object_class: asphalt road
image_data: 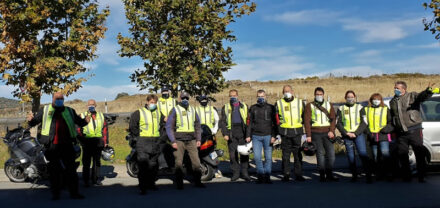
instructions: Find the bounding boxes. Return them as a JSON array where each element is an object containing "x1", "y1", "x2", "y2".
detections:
[{"x1": 1, "y1": 157, "x2": 439, "y2": 208}]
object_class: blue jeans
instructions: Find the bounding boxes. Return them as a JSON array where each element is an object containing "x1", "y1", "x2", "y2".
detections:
[
  {"x1": 372, "y1": 141, "x2": 390, "y2": 162},
  {"x1": 344, "y1": 134, "x2": 368, "y2": 165},
  {"x1": 252, "y1": 135, "x2": 272, "y2": 175}
]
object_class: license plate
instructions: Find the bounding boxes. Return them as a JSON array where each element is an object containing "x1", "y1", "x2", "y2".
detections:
[{"x1": 210, "y1": 151, "x2": 218, "y2": 160}]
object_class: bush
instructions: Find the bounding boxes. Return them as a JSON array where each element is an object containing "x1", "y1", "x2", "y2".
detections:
[{"x1": 115, "y1": 92, "x2": 129, "y2": 100}]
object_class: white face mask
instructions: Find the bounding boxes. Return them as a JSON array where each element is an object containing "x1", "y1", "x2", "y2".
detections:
[
  {"x1": 372, "y1": 100, "x2": 381, "y2": 106},
  {"x1": 346, "y1": 98, "x2": 355, "y2": 104},
  {"x1": 284, "y1": 92, "x2": 292, "y2": 99},
  {"x1": 315, "y1": 95, "x2": 324, "y2": 102}
]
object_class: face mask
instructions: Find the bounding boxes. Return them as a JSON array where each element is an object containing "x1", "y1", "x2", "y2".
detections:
[
  {"x1": 230, "y1": 97, "x2": 238, "y2": 104},
  {"x1": 88, "y1": 106, "x2": 96, "y2": 112},
  {"x1": 181, "y1": 99, "x2": 189, "y2": 107},
  {"x1": 394, "y1": 89, "x2": 401, "y2": 97},
  {"x1": 200, "y1": 100, "x2": 208, "y2": 106},
  {"x1": 372, "y1": 99, "x2": 381, "y2": 106},
  {"x1": 54, "y1": 99, "x2": 64, "y2": 107},
  {"x1": 284, "y1": 92, "x2": 292, "y2": 99},
  {"x1": 257, "y1": 97, "x2": 265, "y2": 104},
  {"x1": 162, "y1": 93, "x2": 170, "y2": 99},
  {"x1": 315, "y1": 95, "x2": 324, "y2": 103},
  {"x1": 148, "y1": 104, "x2": 157, "y2": 111},
  {"x1": 346, "y1": 98, "x2": 355, "y2": 104}
]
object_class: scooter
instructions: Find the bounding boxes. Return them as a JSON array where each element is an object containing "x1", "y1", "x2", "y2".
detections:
[{"x1": 126, "y1": 125, "x2": 224, "y2": 181}]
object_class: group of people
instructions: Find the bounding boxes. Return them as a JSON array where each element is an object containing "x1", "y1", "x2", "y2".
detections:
[{"x1": 25, "y1": 81, "x2": 439, "y2": 200}]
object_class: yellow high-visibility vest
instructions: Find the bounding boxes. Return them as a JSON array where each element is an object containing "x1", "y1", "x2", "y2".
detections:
[
  {"x1": 158, "y1": 97, "x2": 176, "y2": 117},
  {"x1": 175, "y1": 105, "x2": 196, "y2": 133},
  {"x1": 80, "y1": 112, "x2": 104, "y2": 138},
  {"x1": 311, "y1": 102, "x2": 331, "y2": 127},
  {"x1": 41, "y1": 105, "x2": 77, "y2": 138},
  {"x1": 366, "y1": 106, "x2": 388, "y2": 133},
  {"x1": 224, "y1": 103, "x2": 247, "y2": 130},
  {"x1": 339, "y1": 104, "x2": 361, "y2": 132},
  {"x1": 139, "y1": 107, "x2": 161, "y2": 137},
  {"x1": 196, "y1": 105, "x2": 215, "y2": 129},
  {"x1": 277, "y1": 98, "x2": 303, "y2": 128}
]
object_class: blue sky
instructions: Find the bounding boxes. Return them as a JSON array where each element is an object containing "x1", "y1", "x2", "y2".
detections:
[{"x1": 1, "y1": 0, "x2": 439, "y2": 102}]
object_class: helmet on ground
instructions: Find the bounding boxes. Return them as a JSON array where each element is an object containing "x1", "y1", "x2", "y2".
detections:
[
  {"x1": 237, "y1": 142, "x2": 253, "y2": 156},
  {"x1": 302, "y1": 142, "x2": 316, "y2": 156},
  {"x1": 102, "y1": 146, "x2": 115, "y2": 161}
]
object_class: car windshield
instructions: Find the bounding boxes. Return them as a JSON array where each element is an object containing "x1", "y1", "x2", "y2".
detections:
[{"x1": 421, "y1": 96, "x2": 440, "y2": 121}]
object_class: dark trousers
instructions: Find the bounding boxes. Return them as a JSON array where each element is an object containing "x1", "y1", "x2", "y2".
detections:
[
  {"x1": 45, "y1": 144, "x2": 80, "y2": 197},
  {"x1": 397, "y1": 129, "x2": 426, "y2": 179},
  {"x1": 136, "y1": 137, "x2": 160, "y2": 191},
  {"x1": 81, "y1": 138, "x2": 103, "y2": 184},
  {"x1": 228, "y1": 125, "x2": 249, "y2": 176},
  {"x1": 281, "y1": 134, "x2": 303, "y2": 177},
  {"x1": 312, "y1": 132, "x2": 335, "y2": 172},
  {"x1": 173, "y1": 140, "x2": 202, "y2": 185}
]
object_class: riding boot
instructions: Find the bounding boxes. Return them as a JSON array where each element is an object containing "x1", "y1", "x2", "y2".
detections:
[
  {"x1": 175, "y1": 169, "x2": 184, "y2": 190},
  {"x1": 349, "y1": 165, "x2": 357, "y2": 182}
]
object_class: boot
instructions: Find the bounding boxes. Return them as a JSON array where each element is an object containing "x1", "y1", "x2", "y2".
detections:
[
  {"x1": 241, "y1": 162, "x2": 251, "y2": 181},
  {"x1": 264, "y1": 174, "x2": 272, "y2": 184},
  {"x1": 319, "y1": 170, "x2": 326, "y2": 182},
  {"x1": 231, "y1": 171, "x2": 240, "y2": 182},
  {"x1": 366, "y1": 173, "x2": 373, "y2": 184},
  {"x1": 193, "y1": 171, "x2": 206, "y2": 188},
  {"x1": 325, "y1": 170, "x2": 339, "y2": 182},
  {"x1": 175, "y1": 170, "x2": 184, "y2": 190},
  {"x1": 92, "y1": 166, "x2": 102, "y2": 185},
  {"x1": 83, "y1": 167, "x2": 90, "y2": 187},
  {"x1": 350, "y1": 165, "x2": 358, "y2": 182},
  {"x1": 256, "y1": 174, "x2": 264, "y2": 184},
  {"x1": 295, "y1": 175, "x2": 306, "y2": 182},
  {"x1": 282, "y1": 174, "x2": 290, "y2": 182}
]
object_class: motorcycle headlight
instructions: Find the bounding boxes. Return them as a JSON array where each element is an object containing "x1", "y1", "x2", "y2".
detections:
[{"x1": 19, "y1": 158, "x2": 28, "y2": 164}]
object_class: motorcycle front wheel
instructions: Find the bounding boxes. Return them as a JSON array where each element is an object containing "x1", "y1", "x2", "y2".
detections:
[
  {"x1": 126, "y1": 160, "x2": 139, "y2": 178},
  {"x1": 4, "y1": 161, "x2": 26, "y2": 183}
]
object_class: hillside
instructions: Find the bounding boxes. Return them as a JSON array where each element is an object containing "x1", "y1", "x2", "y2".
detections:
[{"x1": 1, "y1": 73, "x2": 439, "y2": 117}]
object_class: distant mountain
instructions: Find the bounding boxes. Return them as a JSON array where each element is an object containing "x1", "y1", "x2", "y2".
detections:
[{"x1": 0, "y1": 97, "x2": 21, "y2": 109}]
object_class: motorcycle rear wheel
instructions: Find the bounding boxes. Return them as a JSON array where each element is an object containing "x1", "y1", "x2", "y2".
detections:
[
  {"x1": 126, "y1": 160, "x2": 139, "y2": 178},
  {"x1": 200, "y1": 162, "x2": 214, "y2": 181}
]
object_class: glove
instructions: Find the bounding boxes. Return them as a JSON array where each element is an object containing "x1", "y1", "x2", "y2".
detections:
[{"x1": 432, "y1": 87, "x2": 440, "y2": 94}]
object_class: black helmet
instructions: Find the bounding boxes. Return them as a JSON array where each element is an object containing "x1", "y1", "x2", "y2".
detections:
[
  {"x1": 302, "y1": 142, "x2": 316, "y2": 156},
  {"x1": 102, "y1": 146, "x2": 115, "y2": 161}
]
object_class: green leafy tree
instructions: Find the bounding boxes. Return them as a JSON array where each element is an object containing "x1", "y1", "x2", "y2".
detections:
[
  {"x1": 118, "y1": 0, "x2": 256, "y2": 97},
  {"x1": 0, "y1": 0, "x2": 110, "y2": 112},
  {"x1": 423, "y1": 0, "x2": 440, "y2": 40}
]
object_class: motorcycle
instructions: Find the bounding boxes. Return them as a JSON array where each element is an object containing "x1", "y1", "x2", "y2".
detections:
[
  {"x1": 126, "y1": 125, "x2": 224, "y2": 181},
  {"x1": 2, "y1": 126, "x2": 81, "y2": 183}
]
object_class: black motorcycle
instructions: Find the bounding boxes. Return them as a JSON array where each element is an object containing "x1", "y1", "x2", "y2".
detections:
[
  {"x1": 126, "y1": 125, "x2": 224, "y2": 181},
  {"x1": 2, "y1": 127, "x2": 81, "y2": 183}
]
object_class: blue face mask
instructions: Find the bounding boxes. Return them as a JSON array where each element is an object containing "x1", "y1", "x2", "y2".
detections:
[
  {"x1": 181, "y1": 99, "x2": 189, "y2": 107},
  {"x1": 149, "y1": 104, "x2": 157, "y2": 111},
  {"x1": 54, "y1": 99, "x2": 64, "y2": 107},
  {"x1": 394, "y1": 89, "x2": 401, "y2": 97},
  {"x1": 88, "y1": 106, "x2": 96, "y2": 112},
  {"x1": 230, "y1": 97, "x2": 238, "y2": 104},
  {"x1": 257, "y1": 97, "x2": 265, "y2": 104}
]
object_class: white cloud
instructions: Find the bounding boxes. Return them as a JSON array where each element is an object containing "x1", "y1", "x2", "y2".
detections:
[
  {"x1": 352, "y1": 49, "x2": 383, "y2": 64},
  {"x1": 397, "y1": 42, "x2": 440, "y2": 49},
  {"x1": 264, "y1": 9, "x2": 342, "y2": 26},
  {"x1": 65, "y1": 84, "x2": 141, "y2": 102},
  {"x1": 0, "y1": 84, "x2": 16, "y2": 99},
  {"x1": 114, "y1": 63, "x2": 145, "y2": 73},
  {"x1": 333, "y1": 47, "x2": 355, "y2": 54},
  {"x1": 341, "y1": 18, "x2": 421, "y2": 43},
  {"x1": 381, "y1": 54, "x2": 440, "y2": 74}
]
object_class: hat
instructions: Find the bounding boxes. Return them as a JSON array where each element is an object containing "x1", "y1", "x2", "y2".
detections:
[
  {"x1": 161, "y1": 86, "x2": 171, "y2": 92},
  {"x1": 180, "y1": 91, "x2": 190, "y2": 99}
]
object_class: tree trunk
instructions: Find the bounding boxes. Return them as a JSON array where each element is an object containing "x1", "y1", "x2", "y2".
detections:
[{"x1": 31, "y1": 95, "x2": 41, "y2": 113}]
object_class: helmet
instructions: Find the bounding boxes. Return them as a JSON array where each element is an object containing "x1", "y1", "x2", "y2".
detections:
[
  {"x1": 237, "y1": 142, "x2": 253, "y2": 156},
  {"x1": 302, "y1": 142, "x2": 316, "y2": 156},
  {"x1": 73, "y1": 145, "x2": 81, "y2": 159},
  {"x1": 102, "y1": 146, "x2": 115, "y2": 161}
]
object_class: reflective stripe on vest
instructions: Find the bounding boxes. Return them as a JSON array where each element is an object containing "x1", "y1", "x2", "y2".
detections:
[
  {"x1": 277, "y1": 98, "x2": 303, "y2": 128},
  {"x1": 175, "y1": 105, "x2": 196, "y2": 133},
  {"x1": 224, "y1": 103, "x2": 247, "y2": 130},
  {"x1": 311, "y1": 102, "x2": 331, "y2": 127},
  {"x1": 339, "y1": 104, "x2": 361, "y2": 132},
  {"x1": 81, "y1": 112, "x2": 104, "y2": 138},
  {"x1": 196, "y1": 105, "x2": 215, "y2": 129},
  {"x1": 158, "y1": 97, "x2": 176, "y2": 117},
  {"x1": 139, "y1": 107, "x2": 161, "y2": 137},
  {"x1": 41, "y1": 105, "x2": 77, "y2": 138},
  {"x1": 366, "y1": 106, "x2": 387, "y2": 133}
]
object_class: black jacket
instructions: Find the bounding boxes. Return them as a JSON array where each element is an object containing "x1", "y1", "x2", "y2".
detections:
[
  {"x1": 28, "y1": 106, "x2": 88, "y2": 146},
  {"x1": 336, "y1": 103, "x2": 367, "y2": 138},
  {"x1": 246, "y1": 103, "x2": 277, "y2": 138}
]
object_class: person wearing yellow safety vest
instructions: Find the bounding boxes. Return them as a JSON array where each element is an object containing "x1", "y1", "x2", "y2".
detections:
[
  {"x1": 165, "y1": 91, "x2": 204, "y2": 189},
  {"x1": 336, "y1": 90, "x2": 372, "y2": 183},
  {"x1": 390, "y1": 81, "x2": 439, "y2": 183},
  {"x1": 220, "y1": 89, "x2": 251, "y2": 182},
  {"x1": 304, "y1": 87, "x2": 338, "y2": 182},
  {"x1": 77, "y1": 99, "x2": 109, "y2": 187},
  {"x1": 362, "y1": 93, "x2": 393, "y2": 182},
  {"x1": 196, "y1": 95, "x2": 219, "y2": 135},
  {"x1": 27, "y1": 92, "x2": 90, "y2": 200},
  {"x1": 275, "y1": 85, "x2": 306, "y2": 182},
  {"x1": 158, "y1": 86, "x2": 178, "y2": 120},
  {"x1": 129, "y1": 94, "x2": 165, "y2": 195}
]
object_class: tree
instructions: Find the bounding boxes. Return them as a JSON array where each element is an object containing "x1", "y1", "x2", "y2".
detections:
[
  {"x1": 423, "y1": 0, "x2": 440, "y2": 40},
  {"x1": 115, "y1": 92, "x2": 129, "y2": 100},
  {"x1": 117, "y1": 0, "x2": 256, "y2": 97},
  {"x1": 0, "y1": 0, "x2": 109, "y2": 112}
]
